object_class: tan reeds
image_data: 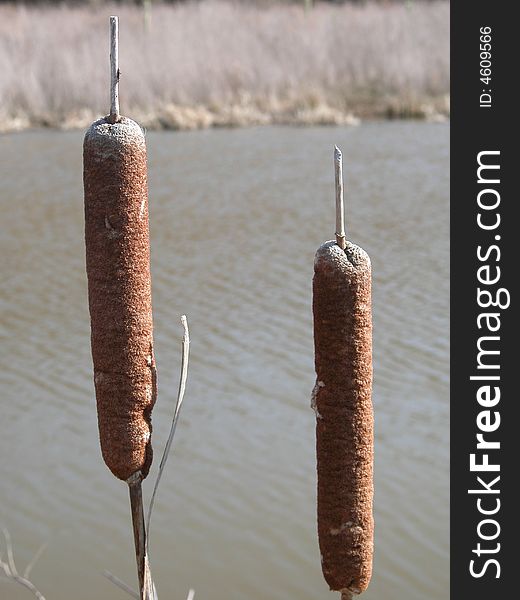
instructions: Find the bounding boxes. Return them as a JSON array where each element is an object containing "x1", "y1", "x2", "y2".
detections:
[
  {"x1": 312, "y1": 148, "x2": 374, "y2": 596},
  {"x1": 0, "y1": 1, "x2": 449, "y2": 133}
]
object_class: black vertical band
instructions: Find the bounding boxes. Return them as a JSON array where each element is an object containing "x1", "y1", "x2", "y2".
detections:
[{"x1": 451, "y1": 2, "x2": 517, "y2": 597}]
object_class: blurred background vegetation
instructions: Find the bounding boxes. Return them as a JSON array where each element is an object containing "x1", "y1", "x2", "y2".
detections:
[
  {"x1": 0, "y1": 1, "x2": 444, "y2": 4},
  {"x1": 0, "y1": 0, "x2": 449, "y2": 132}
]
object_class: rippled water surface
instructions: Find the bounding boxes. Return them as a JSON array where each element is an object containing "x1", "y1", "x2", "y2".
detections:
[{"x1": 0, "y1": 122, "x2": 448, "y2": 600}]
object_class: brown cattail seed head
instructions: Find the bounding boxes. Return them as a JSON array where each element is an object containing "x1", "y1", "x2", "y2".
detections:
[
  {"x1": 84, "y1": 116, "x2": 156, "y2": 482},
  {"x1": 313, "y1": 240, "x2": 373, "y2": 594}
]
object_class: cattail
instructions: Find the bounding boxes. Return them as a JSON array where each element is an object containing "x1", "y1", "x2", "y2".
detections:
[
  {"x1": 312, "y1": 147, "x2": 373, "y2": 597},
  {"x1": 84, "y1": 18, "x2": 155, "y2": 598},
  {"x1": 84, "y1": 17, "x2": 155, "y2": 484},
  {"x1": 84, "y1": 114, "x2": 155, "y2": 482}
]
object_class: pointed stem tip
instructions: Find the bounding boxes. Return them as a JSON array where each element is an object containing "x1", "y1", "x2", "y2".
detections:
[
  {"x1": 334, "y1": 145, "x2": 346, "y2": 250},
  {"x1": 109, "y1": 16, "x2": 120, "y2": 124}
]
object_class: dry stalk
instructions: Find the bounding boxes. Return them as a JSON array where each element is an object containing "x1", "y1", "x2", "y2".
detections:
[
  {"x1": 109, "y1": 15, "x2": 120, "y2": 123},
  {"x1": 146, "y1": 315, "x2": 190, "y2": 542},
  {"x1": 0, "y1": 528, "x2": 46, "y2": 600},
  {"x1": 104, "y1": 316, "x2": 190, "y2": 600},
  {"x1": 334, "y1": 145, "x2": 346, "y2": 250}
]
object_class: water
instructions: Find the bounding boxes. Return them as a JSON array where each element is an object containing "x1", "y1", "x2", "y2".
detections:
[{"x1": 0, "y1": 121, "x2": 449, "y2": 600}]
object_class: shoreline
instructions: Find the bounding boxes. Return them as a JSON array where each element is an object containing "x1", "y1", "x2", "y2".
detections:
[{"x1": 1, "y1": 95, "x2": 449, "y2": 134}]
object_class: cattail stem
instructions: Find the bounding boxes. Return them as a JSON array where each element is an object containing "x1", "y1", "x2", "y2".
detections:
[
  {"x1": 128, "y1": 473, "x2": 146, "y2": 598},
  {"x1": 128, "y1": 473, "x2": 155, "y2": 599},
  {"x1": 334, "y1": 145, "x2": 346, "y2": 250},
  {"x1": 109, "y1": 16, "x2": 120, "y2": 123}
]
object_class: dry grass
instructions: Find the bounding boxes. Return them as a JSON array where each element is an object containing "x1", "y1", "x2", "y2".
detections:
[{"x1": 0, "y1": 1, "x2": 449, "y2": 132}]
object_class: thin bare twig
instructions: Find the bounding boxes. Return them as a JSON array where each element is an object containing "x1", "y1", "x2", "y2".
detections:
[
  {"x1": 0, "y1": 528, "x2": 46, "y2": 600},
  {"x1": 106, "y1": 316, "x2": 189, "y2": 600},
  {"x1": 23, "y1": 542, "x2": 48, "y2": 580},
  {"x1": 2, "y1": 527, "x2": 17, "y2": 575},
  {"x1": 146, "y1": 315, "x2": 190, "y2": 544},
  {"x1": 103, "y1": 570, "x2": 140, "y2": 599},
  {"x1": 103, "y1": 568, "x2": 157, "y2": 600}
]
